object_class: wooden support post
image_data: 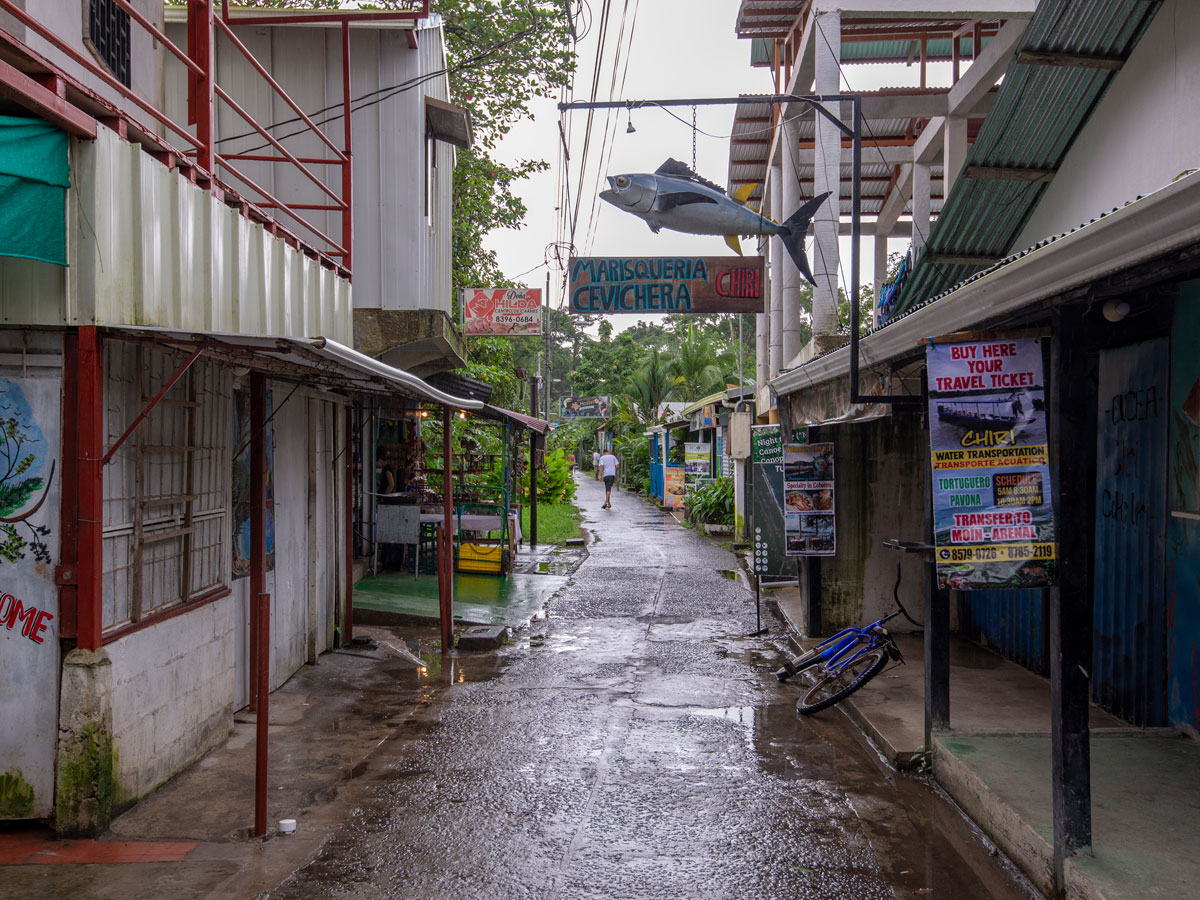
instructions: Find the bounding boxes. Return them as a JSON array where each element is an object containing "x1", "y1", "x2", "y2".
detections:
[
  {"x1": 922, "y1": 392, "x2": 950, "y2": 744},
  {"x1": 440, "y1": 405, "x2": 453, "y2": 653},
  {"x1": 804, "y1": 558, "x2": 822, "y2": 636},
  {"x1": 1049, "y1": 307, "x2": 1095, "y2": 889},
  {"x1": 530, "y1": 374, "x2": 539, "y2": 549}
]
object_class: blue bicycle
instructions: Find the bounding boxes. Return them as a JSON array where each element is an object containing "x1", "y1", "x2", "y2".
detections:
[
  {"x1": 774, "y1": 611, "x2": 905, "y2": 714},
  {"x1": 774, "y1": 540, "x2": 923, "y2": 715}
]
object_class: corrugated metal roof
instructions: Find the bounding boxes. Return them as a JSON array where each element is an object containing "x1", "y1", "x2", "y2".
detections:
[{"x1": 894, "y1": 0, "x2": 1164, "y2": 316}]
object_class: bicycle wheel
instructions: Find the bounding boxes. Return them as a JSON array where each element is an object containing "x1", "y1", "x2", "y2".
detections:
[{"x1": 797, "y1": 645, "x2": 889, "y2": 715}]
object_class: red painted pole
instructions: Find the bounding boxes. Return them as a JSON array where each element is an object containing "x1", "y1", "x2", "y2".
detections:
[
  {"x1": 440, "y1": 405, "x2": 453, "y2": 653},
  {"x1": 341, "y1": 20, "x2": 354, "y2": 275},
  {"x1": 344, "y1": 405, "x2": 354, "y2": 645},
  {"x1": 250, "y1": 372, "x2": 269, "y2": 835},
  {"x1": 76, "y1": 327, "x2": 104, "y2": 651},
  {"x1": 188, "y1": 0, "x2": 215, "y2": 179},
  {"x1": 249, "y1": 374, "x2": 266, "y2": 706},
  {"x1": 254, "y1": 591, "x2": 270, "y2": 837}
]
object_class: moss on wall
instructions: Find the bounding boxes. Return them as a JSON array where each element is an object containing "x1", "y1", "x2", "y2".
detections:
[
  {"x1": 55, "y1": 721, "x2": 117, "y2": 836},
  {"x1": 0, "y1": 769, "x2": 35, "y2": 819}
]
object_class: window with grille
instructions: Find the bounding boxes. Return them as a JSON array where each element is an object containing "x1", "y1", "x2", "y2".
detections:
[
  {"x1": 102, "y1": 344, "x2": 231, "y2": 631},
  {"x1": 88, "y1": 0, "x2": 131, "y2": 88}
]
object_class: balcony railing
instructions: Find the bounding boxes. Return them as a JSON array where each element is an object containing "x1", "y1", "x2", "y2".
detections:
[{"x1": 0, "y1": 0, "x2": 430, "y2": 277}]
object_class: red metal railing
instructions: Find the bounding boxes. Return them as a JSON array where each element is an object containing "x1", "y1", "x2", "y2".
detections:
[{"x1": 0, "y1": 0, "x2": 428, "y2": 276}]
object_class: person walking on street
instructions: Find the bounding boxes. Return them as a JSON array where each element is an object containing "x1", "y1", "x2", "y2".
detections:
[
  {"x1": 592, "y1": 449, "x2": 601, "y2": 481},
  {"x1": 599, "y1": 449, "x2": 619, "y2": 509}
]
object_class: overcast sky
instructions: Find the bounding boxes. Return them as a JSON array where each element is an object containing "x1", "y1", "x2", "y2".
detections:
[{"x1": 482, "y1": 0, "x2": 956, "y2": 326}]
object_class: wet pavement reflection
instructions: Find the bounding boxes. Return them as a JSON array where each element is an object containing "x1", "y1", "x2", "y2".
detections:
[{"x1": 267, "y1": 477, "x2": 1036, "y2": 900}]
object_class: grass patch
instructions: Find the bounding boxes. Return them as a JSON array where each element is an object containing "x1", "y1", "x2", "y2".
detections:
[{"x1": 520, "y1": 502, "x2": 582, "y2": 546}]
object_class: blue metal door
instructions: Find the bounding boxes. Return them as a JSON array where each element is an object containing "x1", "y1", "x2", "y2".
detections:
[{"x1": 1093, "y1": 338, "x2": 1169, "y2": 726}]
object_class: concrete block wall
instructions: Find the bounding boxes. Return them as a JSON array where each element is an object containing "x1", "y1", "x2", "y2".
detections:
[
  {"x1": 106, "y1": 595, "x2": 237, "y2": 804},
  {"x1": 820, "y1": 414, "x2": 929, "y2": 633}
]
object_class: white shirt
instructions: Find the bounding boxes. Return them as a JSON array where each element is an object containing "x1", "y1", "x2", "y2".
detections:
[
  {"x1": 592, "y1": 451, "x2": 601, "y2": 465},
  {"x1": 599, "y1": 453, "x2": 618, "y2": 477}
]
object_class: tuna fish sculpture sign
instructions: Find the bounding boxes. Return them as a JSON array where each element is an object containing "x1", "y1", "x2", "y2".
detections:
[
  {"x1": 571, "y1": 159, "x2": 828, "y2": 315},
  {"x1": 600, "y1": 158, "x2": 828, "y2": 282}
]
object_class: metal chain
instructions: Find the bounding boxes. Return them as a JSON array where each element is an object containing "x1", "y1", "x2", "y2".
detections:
[{"x1": 691, "y1": 106, "x2": 697, "y2": 170}]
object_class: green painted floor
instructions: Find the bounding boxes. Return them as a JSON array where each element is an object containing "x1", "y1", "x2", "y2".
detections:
[
  {"x1": 353, "y1": 570, "x2": 568, "y2": 627},
  {"x1": 938, "y1": 731, "x2": 1200, "y2": 899}
]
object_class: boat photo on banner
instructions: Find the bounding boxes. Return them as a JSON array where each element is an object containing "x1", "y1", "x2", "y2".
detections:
[
  {"x1": 783, "y1": 442, "x2": 835, "y2": 556},
  {"x1": 926, "y1": 336, "x2": 1056, "y2": 590}
]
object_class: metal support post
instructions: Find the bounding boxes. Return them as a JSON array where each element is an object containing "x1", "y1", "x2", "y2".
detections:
[
  {"x1": 253, "y1": 591, "x2": 270, "y2": 837},
  {"x1": 249, "y1": 372, "x2": 266, "y2": 710},
  {"x1": 530, "y1": 375, "x2": 539, "y2": 549},
  {"x1": 440, "y1": 405, "x2": 454, "y2": 652},
  {"x1": 343, "y1": 405, "x2": 354, "y2": 646},
  {"x1": 187, "y1": 0, "x2": 215, "y2": 179},
  {"x1": 340, "y1": 21, "x2": 353, "y2": 272}
]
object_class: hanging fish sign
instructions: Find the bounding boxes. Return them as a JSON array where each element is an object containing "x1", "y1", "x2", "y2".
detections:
[{"x1": 599, "y1": 158, "x2": 829, "y2": 285}]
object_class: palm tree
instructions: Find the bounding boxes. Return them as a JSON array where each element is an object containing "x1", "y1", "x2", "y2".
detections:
[{"x1": 668, "y1": 324, "x2": 726, "y2": 400}]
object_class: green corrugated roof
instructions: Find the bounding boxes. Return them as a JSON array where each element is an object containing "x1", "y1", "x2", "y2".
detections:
[
  {"x1": 752, "y1": 35, "x2": 987, "y2": 67},
  {"x1": 842, "y1": 36, "x2": 983, "y2": 63},
  {"x1": 681, "y1": 390, "x2": 729, "y2": 418},
  {"x1": 894, "y1": 0, "x2": 1164, "y2": 316}
]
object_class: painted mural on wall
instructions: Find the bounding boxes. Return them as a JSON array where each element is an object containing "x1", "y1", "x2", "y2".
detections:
[
  {"x1": 0, "y1": 366, "x2": 62, "y2": 820},
  {"x1": 0, "y1": 379, "x2": 54, "y2": 567},
  {"x1": 232, "y1": 389, "x2": 276, "y2": 578},
  {"x1": 926, "y1": 337, "x2": 1056, "y2": 590},
  {"x1": 1168, "y1": 282, "x2": 1200, "y2": 731}
]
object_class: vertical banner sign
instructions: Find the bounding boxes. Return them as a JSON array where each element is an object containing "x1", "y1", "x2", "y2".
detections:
[
  {"x1": 750, "y1": 425, "x2": 789, "y2": 577},
  {"x1": 684, "y1": 442, "x2": 711, "y2": 478},
  {"x1": 926, "y1": 337, "x2": 1055, "y2": 589},
  {"x1": 663, "y1": 466, "x2": 686, "y2": 509},
  {"x1": 783, "y1": 443, "x2": 836, "y2": 556},
  {"x1": 463, "y1": 288, "x2": 543, "y2": 336}
]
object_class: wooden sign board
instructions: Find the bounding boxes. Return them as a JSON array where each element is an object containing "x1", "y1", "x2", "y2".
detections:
[{"x1": 568, "y1": 256, "x2": 765, "y2": 315}]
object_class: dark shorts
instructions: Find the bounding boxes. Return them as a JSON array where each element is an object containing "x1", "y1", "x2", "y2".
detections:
[{"x1": 603, "y1": 475, "x2": 616, "y2": 490}]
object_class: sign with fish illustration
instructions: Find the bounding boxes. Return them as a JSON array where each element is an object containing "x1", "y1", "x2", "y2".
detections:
[
  {"x1": 926, "y1": 337, "x2": 1056, "y2": 590},
  {"x1": 598, "y1": 158, "x2": 828, "y2": 285},
  {"x1": 463, "y1": 288, "x2": 542, "y2": 336},
  {"x1": 568, "y1": 255, "x2": 765, "y2": 314}
]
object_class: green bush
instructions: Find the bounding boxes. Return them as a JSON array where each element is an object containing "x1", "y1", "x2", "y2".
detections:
[
  {"x1": 685, "y1": 477, "x2": 734, "y2": 527},
  {"x1": 541, "y1": 448, "x2": 576, "y2": 503}
]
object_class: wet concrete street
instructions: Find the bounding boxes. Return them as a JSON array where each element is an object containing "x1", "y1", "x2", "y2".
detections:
[{"x1": 265, "y1": 475, "x2": 1035, "y2": 900}]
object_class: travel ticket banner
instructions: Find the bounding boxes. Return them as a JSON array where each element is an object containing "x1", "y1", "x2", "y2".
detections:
[
  {"x1": 926, "y1": 337, "x2": 1056, "y2": 590},
  {"x1": 783, "y1": 442, "x2": 835, "y2": 556}
]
